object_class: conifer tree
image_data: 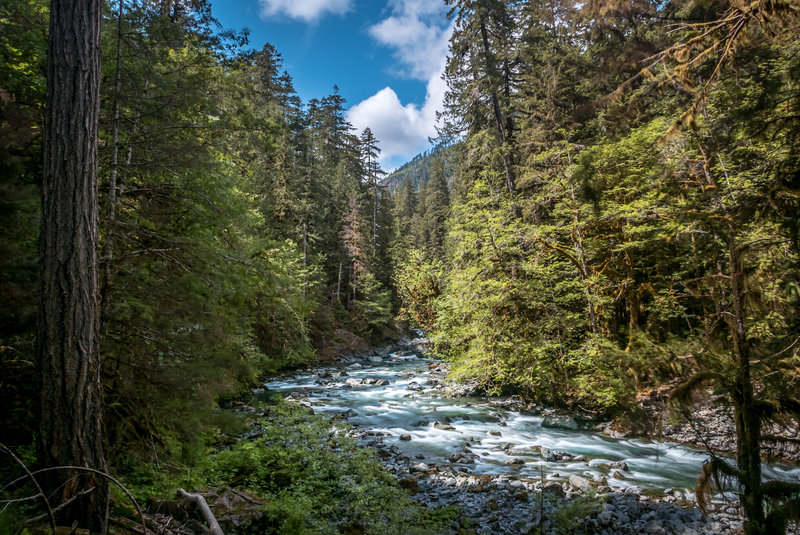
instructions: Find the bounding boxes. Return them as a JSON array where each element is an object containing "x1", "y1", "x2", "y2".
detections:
[{"x1": 38, "y1": 0, "x2": 108, "y2": 528}]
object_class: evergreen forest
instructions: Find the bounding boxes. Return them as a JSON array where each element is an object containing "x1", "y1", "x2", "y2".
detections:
[{"x1": 1, "y1": 0, "x2": 799, "y2": 534}]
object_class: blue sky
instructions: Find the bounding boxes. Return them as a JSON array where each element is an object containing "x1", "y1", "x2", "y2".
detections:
[{"x1": 211, "y1": 0, "x2": 453, "y2": 170}]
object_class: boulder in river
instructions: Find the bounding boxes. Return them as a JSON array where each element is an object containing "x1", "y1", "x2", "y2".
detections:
[
  {"x1": 345, "y1": 378, "x2": 362, "y2": 386},
  {"x1": 541, "y1": 414, "x2": 579, "y2": 430},
  {"x1": 541, "y1": 447, "x2": 557, "y2": 462},
  {"x1": 400, "y1": 434, "x2": 412, "y2": 441},
  {"x1": 610, "y1": 460, "x2": 629, "y2": 471}
]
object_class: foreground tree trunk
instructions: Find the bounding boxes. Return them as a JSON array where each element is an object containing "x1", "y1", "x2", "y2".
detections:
[{"x1": 37, "y1": 0, "x2": 108, "y2": 530}]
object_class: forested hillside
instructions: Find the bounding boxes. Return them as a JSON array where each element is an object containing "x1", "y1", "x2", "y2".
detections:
[
  {"x1": 393, "y1": 1, "x2": 800, "y2": 533},
  {"x1": 381, "y1": 144, "x2": 458, "y2": 192},
  {"x1": 399, "y1": 0, "x2": 800, "y2": 412},
  {"x1": 2, "y1": 0, "x2": 405, "y2": 498},
  {"x1": 2, "y1": 0, "x2": 800, "y2": 533}
]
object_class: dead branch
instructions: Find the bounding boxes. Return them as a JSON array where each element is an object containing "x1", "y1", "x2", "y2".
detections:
[
  {"x1": 0, "y1": 464, "x2": 145, "y2": 531},
  {"x1": 0, "y1": 442, "x2": 56, "y2": 532},
  {"x1": 177, "y1": 489, "x2": 224, "y2": 535}
]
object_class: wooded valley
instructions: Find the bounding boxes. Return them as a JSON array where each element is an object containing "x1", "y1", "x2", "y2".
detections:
[{"x1": 1, "y1": 0, "x2": 799, "y2": 534}]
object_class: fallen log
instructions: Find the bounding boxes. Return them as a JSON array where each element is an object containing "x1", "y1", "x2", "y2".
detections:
[{"x1": 176, "y1": 489, "x2": 224, "y2": 535}]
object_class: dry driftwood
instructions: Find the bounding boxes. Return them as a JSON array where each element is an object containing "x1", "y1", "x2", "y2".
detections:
[{"x1": 176, "y1": 489, "x2": 224, "y2": 535}]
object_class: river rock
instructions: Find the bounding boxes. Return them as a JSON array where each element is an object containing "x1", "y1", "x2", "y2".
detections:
[
  {"x1": 434, "y1": 422, "x2": 455, "y2": 431},
  {"x1": 611, "y1": 460, "x2": 629, "y2": 471},
  {"x1": 503, "y1": 458, "x2": 524, "y2": 466},
  {"x1": 400, "y1": 433, "x2": 412, "y2": 441},
  {"x1": 542, "y1": 414, "x2": 579, "y2": 430},
  {"x1": 410, "y1": 462, "x2": 429, "y2": 473},
  {"x1": 624, "y1": 485, "x2": 642, "y2": 496},
  {"x1": 375, "y1": 379, "x2": 390, "y2": 386},
  {"x1": 569, "y1": 474, "x2": 593, "y2": 492},
  {"x1": 542, "y1": 481, "x2": 565, "y2": 496},
  {"x1": 541, "y1": 447, "x2": 557, "y2": 462},
  {"x1": 345, "y1": 378, "x2": 362, "y2": 386}
]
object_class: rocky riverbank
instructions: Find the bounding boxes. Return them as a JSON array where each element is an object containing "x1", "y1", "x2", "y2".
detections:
[
  {"x1": 273, "y1": 341, "x2": 799, "y2": 535},
  {"x1": 657, "y1": 395, "x2": 800, "y2": 464}
]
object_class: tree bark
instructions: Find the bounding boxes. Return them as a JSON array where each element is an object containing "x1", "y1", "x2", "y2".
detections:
[
  {"x1": 373, "y1": 179, "x2": 379, "y2": 257},
  {"x1": 479, "y1": 15, "x2": 517, "y2": 212},
  {"x1": 336, "y1": 261, "x2": 342, "y2": 301},
  {"x1": 729, "y1": 231, "x2": 765, "y2": 535},
  {"x1": 38, "y1": 0, "x2": 108, "y2": 530}
]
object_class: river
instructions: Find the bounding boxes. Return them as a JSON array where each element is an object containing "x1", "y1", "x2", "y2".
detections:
[{"x1": 262, "y1": 347, "x2": 800, "y2": 500}]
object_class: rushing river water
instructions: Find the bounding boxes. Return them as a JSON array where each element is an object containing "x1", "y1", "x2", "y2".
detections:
[{"x1": 263, "y1": 350, "x2": 800, "y2": 497}]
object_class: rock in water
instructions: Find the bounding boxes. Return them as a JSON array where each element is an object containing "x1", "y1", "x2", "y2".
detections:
[
  {"x1": 610, "y1": 460, "x2": 629, "y2": 471},
  {"x1": 541, "y1": 414, "x2": 579, "y2": 430}
]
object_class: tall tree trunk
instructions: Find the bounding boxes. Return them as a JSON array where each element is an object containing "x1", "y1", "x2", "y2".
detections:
[
  {"x1": 38, "y1": 0, "x2": 108, "y2": 530},
  {"x1": 302, "y1": 221, "x2": 308, "y2": 295},
  {"x1": 729, "y1": 230, "x2": 765, "y2": 535},
  {"x1": 624, "y1": 248, "x2": 638, "y2": 352},
  {"x1": 336, "y1": 261, "x2": 342, "y2": 302},
  {"x1": 479, "y1": 15, "x2": 518, "y2": 217},
  {"x1": 373, "y1": 180, "x2": 378, "y2": 257},
  {"x1": 570, "y1": 186, "x2": 597, "y2": 334}
]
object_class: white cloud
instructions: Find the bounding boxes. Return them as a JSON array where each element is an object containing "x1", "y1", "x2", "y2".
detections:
[
  {"x1": 347, "y1": 56, "x2": 448, "y2": 169},
  {"x1": 349, "y1": 0, "x2": 452, "y2": 169},
  {"x1": 368, "y1": 1, "x2": 450, "y2": 81},
  {"x1": 368, "y1": 16, "x2": 449, "y2": 80},
  {"x1": 259, "y1": 0, "x2": 351, "y2": 22}
]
